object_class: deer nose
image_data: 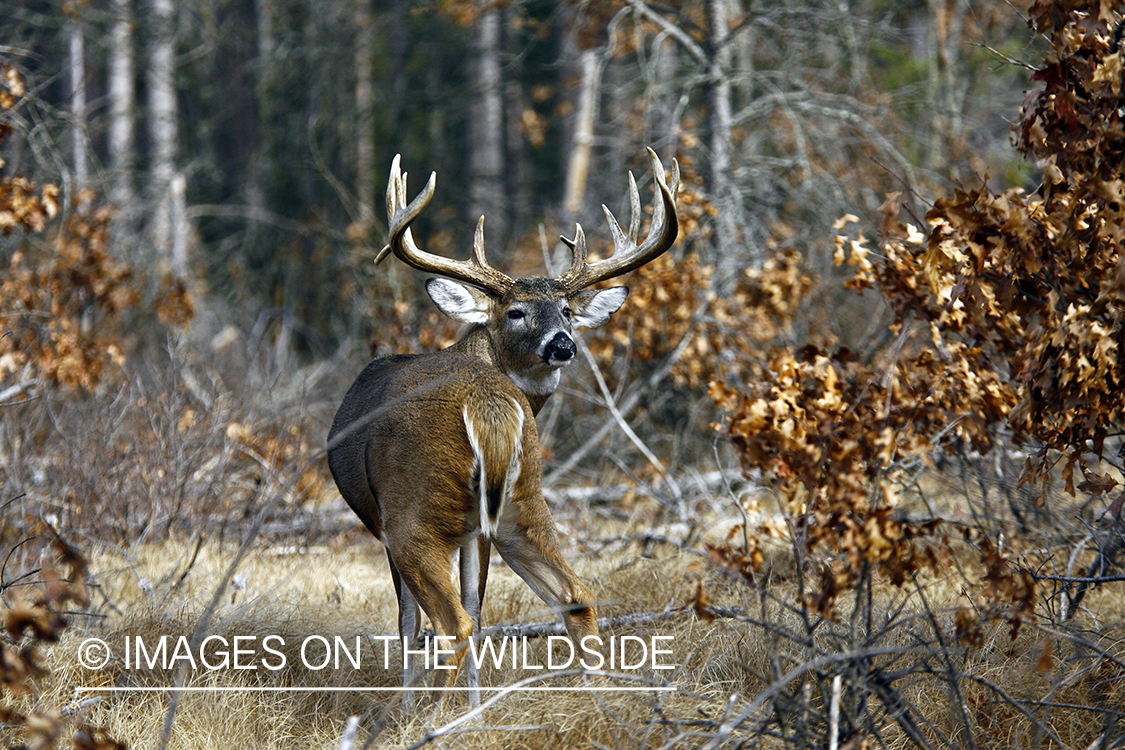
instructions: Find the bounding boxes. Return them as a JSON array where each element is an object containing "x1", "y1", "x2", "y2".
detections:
[{"x1": 545, "y1": 332, "x2": 576, "y2": 363}]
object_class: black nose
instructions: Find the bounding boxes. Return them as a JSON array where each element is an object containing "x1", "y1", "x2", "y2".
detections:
[{"x1": 546, "y1": 332, "x2": 576, "y2": 362}]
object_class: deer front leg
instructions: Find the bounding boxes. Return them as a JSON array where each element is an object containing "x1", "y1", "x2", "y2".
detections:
[{"x1": 492, "y1": 526, "x2": 598, "y2": 643}]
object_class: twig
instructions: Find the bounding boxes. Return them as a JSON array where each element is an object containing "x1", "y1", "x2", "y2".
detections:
[
  {"x1": 338, "y1": 716, "x2": 359, "y2": 750},
  {"x1": 576, "y1": 335, "x2": 666, "y2": 476},
  {"x1": 626, "y1": 0, "x2": 709, "y2": 67},
  {"x1": 0, "y1": 536, "x2": 39, "y2": 602},
  {"x1": 699, "y1": 645, "x2": 931, "y2": 750},
  {"x1": 61, "y1": 695, "x2": 105, "y2": 716},
  {"x1": 909, "y1": 572, "x2": 976, "y2": 750},
  {"x1": 0, "y1": 380, "x2": 37, "y2": 403},
  {"x1": 956, "y1": 671, "x2": 1069, "y2": 749},
  {"x1": 866, "y1": 668, "x2": 938, "y2": 750},
  {"x1": 402, "y1": 670, "x2": 672, "y2": 750},
  {"x1": 0, "y1": 493, "x2": 26, "y2": 515},
  {"x1": 173, "y1": 533, "x2": 206, "y2": 591},
  {"x1": 545, "y1": 298, "x2": 709, "y2": 487},
  {"x1": 1032, "y1": 572, "x2": 1125, "y2": 584},
  {"x1": 399, "y1": 605, "x2": 713, "y2": 643},
  {"x1": 157, "y1": 472, "x2": 292, "y2": 748},
  {"x1": 829, "y1": 674, "x2": 841, "y2": 750}
]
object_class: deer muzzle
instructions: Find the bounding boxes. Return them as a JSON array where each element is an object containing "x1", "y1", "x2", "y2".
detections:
[{"x1": 543, "y1": 332, "x2": 576, "y2": 365}]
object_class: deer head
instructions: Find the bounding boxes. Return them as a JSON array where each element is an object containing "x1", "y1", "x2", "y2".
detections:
[{"x1": 375, "y1": 148, "x2": 680, "y2": 410}]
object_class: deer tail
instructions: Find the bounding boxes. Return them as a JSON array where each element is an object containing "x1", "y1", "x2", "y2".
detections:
[{"x1": 463, "y1": 394, "x2": 525, "y2": 538}]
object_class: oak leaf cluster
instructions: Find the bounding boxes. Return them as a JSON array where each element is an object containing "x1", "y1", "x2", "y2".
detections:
[
  {"x1": 0, "y1": 66, "x2": 193, "y2": 394},
  {"x1": 1, "y1": 539, "x2": 124, "y2": 749},
  {"x1": 712, "y1": 0, "x2": 1125, "y2": 620}
]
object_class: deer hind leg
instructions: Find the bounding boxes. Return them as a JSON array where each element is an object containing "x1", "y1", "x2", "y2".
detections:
[
  {"x1": 459, "y1": 536, "x2": 491, "y2": 706},
  {"x1": 387, "y1": 554, "x2": 423, "y2": 697},
  {"x1": 390, "y1": 540, "x2": 474, "y2": 694},
  {"x1": 493, "y1": 528, "x2": 598, "y2": 643}
]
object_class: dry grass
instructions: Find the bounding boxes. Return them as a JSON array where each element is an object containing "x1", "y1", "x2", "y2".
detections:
[
  {"x1": 4, "y1": 532, "x2": 721, "y2": 748},
  {"x1": 4, "y1": 515, "x2": 1122, "y2": 750},
  {"x1": 3, "y1": 350, "x2": 1123, "y2": 748}
]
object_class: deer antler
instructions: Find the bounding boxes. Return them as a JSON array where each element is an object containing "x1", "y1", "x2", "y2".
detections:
[
  {"x1": 558, "y1": 147, "x2": 680, "y2": 293},
  {"x1": 377, "y1": 154, "x2": 513, "y2": 295}
]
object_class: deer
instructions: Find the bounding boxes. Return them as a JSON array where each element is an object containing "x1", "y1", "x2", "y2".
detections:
[{"x1": 326, "y1": 148, "x2": 679, "y2": 703}]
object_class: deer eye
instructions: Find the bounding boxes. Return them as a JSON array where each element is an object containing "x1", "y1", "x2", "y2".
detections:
[
  {"x1": 562, "y1": 306, "x2": 573, "y2": 319},
  {"x1": 506, "y1": 309, "x2": 526, "y2": 321}
]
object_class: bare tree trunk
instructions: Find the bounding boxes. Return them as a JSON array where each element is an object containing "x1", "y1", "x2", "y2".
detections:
[
  {"x1": 504, "y1": 18, "x2": 528, "y2": 239},
  {"x1": 354, "y1": 0, "x2": 375, "y2": 233},
  {"x1": 837, "y1": 0, "x2": 867, "y2": 91},
  {"x1": 469, "y1": 0, "x2": 506, "y2": 253},
  {"x1": 250, "y1": 0, "x2": 276, "y2": 232},
  {"x1": 927, "y1": 0, "x2": 967, "y2": 182},
  {"x1": 653, "y1": 34, "x2": 681, "y2": 153},
  {"x1": 731, "y1": 4, "x2": 759, "y2": 165},
  {"x1": 146, "y1": 0, "x2": 185, "y2": 278},
  {"x1": 67, "y1": 9, "x2": 88, "y2": 192},
  {"x1": 562, "y1": 47, "x2": 599, "y2": 219},
  {"x1": 170, "y1": 173, "x2": 188, "y2": 278},
  {"x1": 605, "y1": 53, "x2": 627, "y2": 199},
  {"x1": 108, "y1": 0, "x2": 137, "y2": 254},
  {"x1": 709, "y1": 0, "x2": 740, "y2": 287}
]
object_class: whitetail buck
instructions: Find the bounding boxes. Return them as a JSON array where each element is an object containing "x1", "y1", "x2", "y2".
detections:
[{"x1": 327, "y1": 149, "x2": 679, "y2": 701}]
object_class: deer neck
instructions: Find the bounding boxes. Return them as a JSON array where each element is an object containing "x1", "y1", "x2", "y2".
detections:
[{"x1": 448, "y1": 326, "x2": 555, "y2": 416}]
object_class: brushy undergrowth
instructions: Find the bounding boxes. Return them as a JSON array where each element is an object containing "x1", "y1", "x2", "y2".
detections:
[{"x1": 3, "y1": 496, "x2": 1124, "y2": 749}]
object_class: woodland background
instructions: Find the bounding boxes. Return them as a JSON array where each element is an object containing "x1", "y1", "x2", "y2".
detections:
[{"x1": 2, "y1": 0, "x2": 1125, "y2": 748}]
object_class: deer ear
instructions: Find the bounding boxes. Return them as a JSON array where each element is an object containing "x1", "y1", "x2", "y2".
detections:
[
  {"x1": 426, "y1": 278, "x2": 491, "y2": 324},
  {"x1": 569, "y1": 286, "x2": 628, "y2": 328}
]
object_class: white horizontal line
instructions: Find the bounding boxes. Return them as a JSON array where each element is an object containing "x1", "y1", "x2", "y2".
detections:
[{"x1": 75, "y1": 686, "x2": 675, "y2": 693}]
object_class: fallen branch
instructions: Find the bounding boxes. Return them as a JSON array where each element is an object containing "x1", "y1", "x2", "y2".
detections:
[
  {"x1": 402, "y1": 670, "x2": 676, "y2": 750},
  {"x1": 382, "y1": 604, "x2": 749, "y2": 643},
  {"x1": 1030, "y1": 572, "x2": 1125, "y2": 584}
]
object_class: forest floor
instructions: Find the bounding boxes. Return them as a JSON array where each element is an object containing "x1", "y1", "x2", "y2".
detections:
[
  {"x1": 1, "y1": 344, "x2": 1123, "y2": 749},
  {"x1": 5, "y1": 481, "x2": 1125, "y2": 750}
]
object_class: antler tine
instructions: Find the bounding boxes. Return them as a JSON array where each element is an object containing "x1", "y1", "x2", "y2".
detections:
[
  {"x1": 559, "y1": 147, "x2": 679, "y2": 293},
  {"x1": 559, "y1": 224, "x2": 587, "y2": 280},
  {"x1": 375, "y1": 155, "x2": 421, "y2": 264},
  {"x1": 627, "y1": 171, "x2": 641, "y2": 244},
  {"x1": 471, "y1": 216, "x2": 488, "y2": 267},
  {"x1": 379, "y1": 154, "x2": 513, "y2": 295}
]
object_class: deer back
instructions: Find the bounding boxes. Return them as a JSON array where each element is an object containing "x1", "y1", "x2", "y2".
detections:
[{"x1": 327, "y1": 351, "x2": 544, "y2": 545}]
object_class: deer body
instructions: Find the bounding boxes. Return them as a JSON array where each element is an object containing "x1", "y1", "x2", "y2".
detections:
[
  {"x1": 329, "y1": 352, "x2": 597, "y2": 691},
  {"x1": 327, "y1": 150, "x2": 678, "y2": 701}
]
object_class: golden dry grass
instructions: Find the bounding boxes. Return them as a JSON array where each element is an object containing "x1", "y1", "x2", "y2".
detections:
[
  {"x1": 4, "y1": 509, "x2": 1125, "y2": 750},
  {"x1": 6, "y1": 531, "x2": 729, "y2": 748}
]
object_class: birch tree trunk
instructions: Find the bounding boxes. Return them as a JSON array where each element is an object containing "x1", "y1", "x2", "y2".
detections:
[
  {"x1": 562, "y1": 47, "x2": 599, "y2": 220},
  {"x1": 146, "y1": 0, "x2": 185, "y2": 278},
  {"x1": 927, "y1": 0, "x2": 967, "y2": 182},
  {"x1": 354, "y1": 0, "x2": 375, "y2": 233},
  {"x1": 653, "y1": 34, "x2": 681, "y2": 153},
  {"x1": 709, "y1": 0, "x2": 740, "y2": 287},
  {"x1": 469, "y1": 1, "x2": 507, "y2": 253},
  {"x1": 108, "y1": 0, "x2": 137, "y2": 253},
  {"x1": 67, "y1": 10, "x2": 88, "y2": 192}
]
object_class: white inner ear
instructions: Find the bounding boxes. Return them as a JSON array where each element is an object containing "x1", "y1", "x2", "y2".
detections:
[
  {"x1": 571, "y1": 286, "x2": 629, "y2": 328},
  {"x1": 426, "y1": 278, "x2": 490, "y2": 324}
]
